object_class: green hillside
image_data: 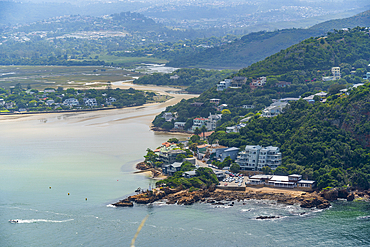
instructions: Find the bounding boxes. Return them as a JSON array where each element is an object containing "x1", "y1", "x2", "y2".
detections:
[
  {"x1": 310, "y1": 9, "x2": 370, "y2": 31},
  {"x1": 153, "y1": 28, "x2": 370, "y2": 189},
  {"x1": 167, "y1": 9, "x2": 370, "y2": 69},
  {"x1": 209, "y1": 84, "x2": 370, "y2": 190},
  {"x1": 236, "y1": 27, "x2": 370, "y2": 78}
]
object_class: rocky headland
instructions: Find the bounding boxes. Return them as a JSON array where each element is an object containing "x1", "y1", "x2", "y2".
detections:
[
  {"x1": 135, "y1": 162, "x2": 163, "y2": 178},
  {"x1": 112, "y1": 186, "x2": 340, "y2": 209}
]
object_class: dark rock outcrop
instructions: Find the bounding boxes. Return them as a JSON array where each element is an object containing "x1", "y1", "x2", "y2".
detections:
[
  {"x1": 347, "y1": 193, "x2": 355, "y2": 201},
  {"x1": 256, "y1": 215, "x2": 280, "y2": 220}
]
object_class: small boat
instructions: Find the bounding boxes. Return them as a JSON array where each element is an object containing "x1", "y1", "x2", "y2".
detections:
[{"x1": 9, "y1": 219, "x2": 18, "y2": 223}]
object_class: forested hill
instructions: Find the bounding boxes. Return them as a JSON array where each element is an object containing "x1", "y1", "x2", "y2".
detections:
[
  {"x1": 155, "y1": 28, "x2": 370, "y2": 189},
  {"x1": 310, "y1": 9, "x2": 370, "y2": 32},
  {"x1": 166, "y1": 29, "x2": 323, "y2": 69},
  {"x1": 167, "y1": 9, "x2": 370, "y2": 69},
  {"x1": 210, "y1": 83, "x2": 370, "y2": 190},
  {"x1": 235, "y1": 27, "x2": 370, "y2": 78}
]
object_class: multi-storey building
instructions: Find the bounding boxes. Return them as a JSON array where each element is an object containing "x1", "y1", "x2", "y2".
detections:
[{"x1": 236, "y1": 145, "x2": 282, "y2": 170}]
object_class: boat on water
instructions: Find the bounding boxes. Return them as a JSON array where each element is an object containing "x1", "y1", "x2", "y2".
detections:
[{"x1": 9, "y1": 219, "x2": 18, "y2": 223}]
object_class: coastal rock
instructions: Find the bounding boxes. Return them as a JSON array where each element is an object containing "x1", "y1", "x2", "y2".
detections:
[
  {"x1": 136, "y1": 162, "x2": 152, "y2": 170},
  {"x1": 347, "y1": 193, "x2": 355, "y2": 201},
  {"x1": 256, "y1": 216, "x2": 280, "y2": 220},
  {"x1": 300, "y1": 197, "x2": 330, "y2": 209},
  {"x1": 337, "y1": 188, "x2": 349, "y2": 199},
  {"x1": 113, "y1": 201, "x2": 134, "y2": 207},
  {"x1": 320, "y1": 189, "x2": 338, "y2": 201}
]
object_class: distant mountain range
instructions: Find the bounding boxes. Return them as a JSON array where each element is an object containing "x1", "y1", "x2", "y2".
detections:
[{"x1": 167, "y1": 9, "x2": 370, "y2": 69}]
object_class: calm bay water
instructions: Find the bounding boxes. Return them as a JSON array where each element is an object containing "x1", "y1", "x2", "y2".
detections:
[{"x1": 1, "y1": 105, "x2": 370, "y2": 246}]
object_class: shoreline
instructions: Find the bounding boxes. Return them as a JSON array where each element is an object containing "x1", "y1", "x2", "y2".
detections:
[{"x1": 113, "y1": 186, "x2": 332, "y2": 209}]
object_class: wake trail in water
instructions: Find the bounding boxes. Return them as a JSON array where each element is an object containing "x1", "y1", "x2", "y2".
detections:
[{"x1": 10, "y1": 219, "x2": 74, "y2": 224}]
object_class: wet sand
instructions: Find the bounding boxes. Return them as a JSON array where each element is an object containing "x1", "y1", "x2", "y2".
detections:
[{"x1": 0, "y1": 84, "x2": 198, "y2": 126}]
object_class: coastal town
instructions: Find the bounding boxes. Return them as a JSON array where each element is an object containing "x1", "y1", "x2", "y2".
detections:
[{"x1": 116, "y1": 133, "x2": 363, "y2": 210}]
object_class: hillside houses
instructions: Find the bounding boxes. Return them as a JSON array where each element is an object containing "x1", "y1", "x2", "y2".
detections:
[
  {"x1": 322, "y1": 67, "x2": 341, "y2": 81},
  {"x1": 251, "y1": 76, "x2": 266, "y2": 87},
  {"x1": 261, "y1": 101, "x2": 288, "y2": 118},
  {"x1": 216, "y1": 79, "x2": 232, "y2": 91},
  {"x1": 192, "y1": 113, "x2": 221, "y2": 131},
  {"x1": 197, "y1": 143, "x2": 239, "y2": 162}
]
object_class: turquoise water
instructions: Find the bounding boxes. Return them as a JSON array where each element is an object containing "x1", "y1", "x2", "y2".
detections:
[{"x1": 1, "y1": 108, "x2": 370, "y2": 246}]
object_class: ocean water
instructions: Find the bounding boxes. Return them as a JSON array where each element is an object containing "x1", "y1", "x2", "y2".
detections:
[{"x1": 1, "y1": 106, "x2": 370, "y2": 247}]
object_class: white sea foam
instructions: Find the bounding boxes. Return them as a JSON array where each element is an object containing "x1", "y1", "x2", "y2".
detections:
[
  {"x1": 106, "y1": 204, "x2": 116, "y2": 208},
  {"x1": 13, "y1": 219, "x2": 74, "y2": 224},
  {"x1": 357, "y1": 215, "x2": 370, "y2": 220}
]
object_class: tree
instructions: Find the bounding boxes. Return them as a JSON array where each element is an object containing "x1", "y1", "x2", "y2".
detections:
[
  {"x1": 168, "y1": 138, "x2": 179, "y2": 143},
  {"x1": 200, "y1": 125, "x2": 207, "y2": 140},
  {"x1": 328, "y1": 84, "x2": 346, "y2": 95},
  {"x1": 261, "y1": 166, "x2": 272, "y2": 175},
  {"x1": 194, "y1": 127, "x2": 201, "y2": 136},
  {"x1": 176, "y1": 154, "x2": 186, "y2": 162},
  {"x1": 230, "y1": 163, "x2": 240, "y2": 173}
]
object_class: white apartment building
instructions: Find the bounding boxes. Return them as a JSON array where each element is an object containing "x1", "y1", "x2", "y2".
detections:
[{"x1": 236, "y1": 145, "x2": 282, "y2": 170}]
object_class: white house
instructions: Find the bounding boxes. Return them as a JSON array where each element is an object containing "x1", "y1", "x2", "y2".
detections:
[
  {"x1": 261, "y1": 101, "x2": 288, "y2": 118},
  {"x1": 84, "y1": 98, "x2": 97, "y2": 107},
  {"x1": 46, "y1": 99, "x2": 55, "y2": 106},
  {"x1": 192, "y1": 113, "x2": 221, "y2": 131},
  {"x1": 106, "y1": 97, "x2": 116, "y2": 105},
  {"x1": 63, "y1": 98, "x2": 79, "y2": 107},
  {"x1": 174, "y1": 122, "x2": 186, "y2": 129},
  {"x1": 217, "y1": 79, "x2": 232, "y2": 91},
  {"x1": 163, "y1": 112, "x2": 176, "y2": 122},
  {"x1": 248, "y1": 174, "x2": 315, "y2": 191},
  {"x1": 251, "y1": 77, "x2": 267, "y2": 87}
]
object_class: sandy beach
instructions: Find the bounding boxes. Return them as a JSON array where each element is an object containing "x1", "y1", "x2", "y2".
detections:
[{"x1": 0, "y1": 83, "x2": 198, "y2": 126}]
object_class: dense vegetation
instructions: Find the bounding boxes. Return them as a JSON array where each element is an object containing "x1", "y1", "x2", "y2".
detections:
[
  {"x1": 156, "y1": 167, "x2": 218, "y2": 190},
  {"x1": 133, "y1": 68, "x2": 234, "y2": 94},
  {"x1": 209, "y1": 84, "x2": 370, "y2": 190},
  {"x1": 153, "y1": 28, "x2": 370, "y2": 127},
  {"x1": 236, "y1": 27, "x2": 370, "y2": 78},
  {"x1": 167, "y1": 29, "x2": 323, "y2": 69}
]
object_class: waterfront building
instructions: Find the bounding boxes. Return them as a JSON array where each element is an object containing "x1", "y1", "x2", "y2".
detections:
[
  {"x1": 163, "y1": 112, "x2": 176, "y2": 122},
  {"x1": 174, "y1": 122, "x2": 186, "y2": 130},
  {"x1": 84, "y1": 98, "x2": 97, "y2": 107},
  {"x1": 248, "y1": 174, "x2": 315, "y2": 191},
  {"x1": 63, "y1": 98, "x2": 79, "y2": 107},
  {"x1": 162, "y1": 162, "x2": 182, "y2": 175},
  {"x1": 236, "y1": 145, "x2": 282, "y2": 170},
  {"x1": 158, "y1": 149, "x2": 186, "y2": 165},
  {"x1": 105, "y1": 97, "x2": 116, "y2": 105},
  {"x1": 46, "y1": 99, "x2": 55, "y2": 106}
]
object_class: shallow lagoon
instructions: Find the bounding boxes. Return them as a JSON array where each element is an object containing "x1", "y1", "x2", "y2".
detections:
[{"x1": 1, "y1": 103, "x2": 370, "y2": 247}]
